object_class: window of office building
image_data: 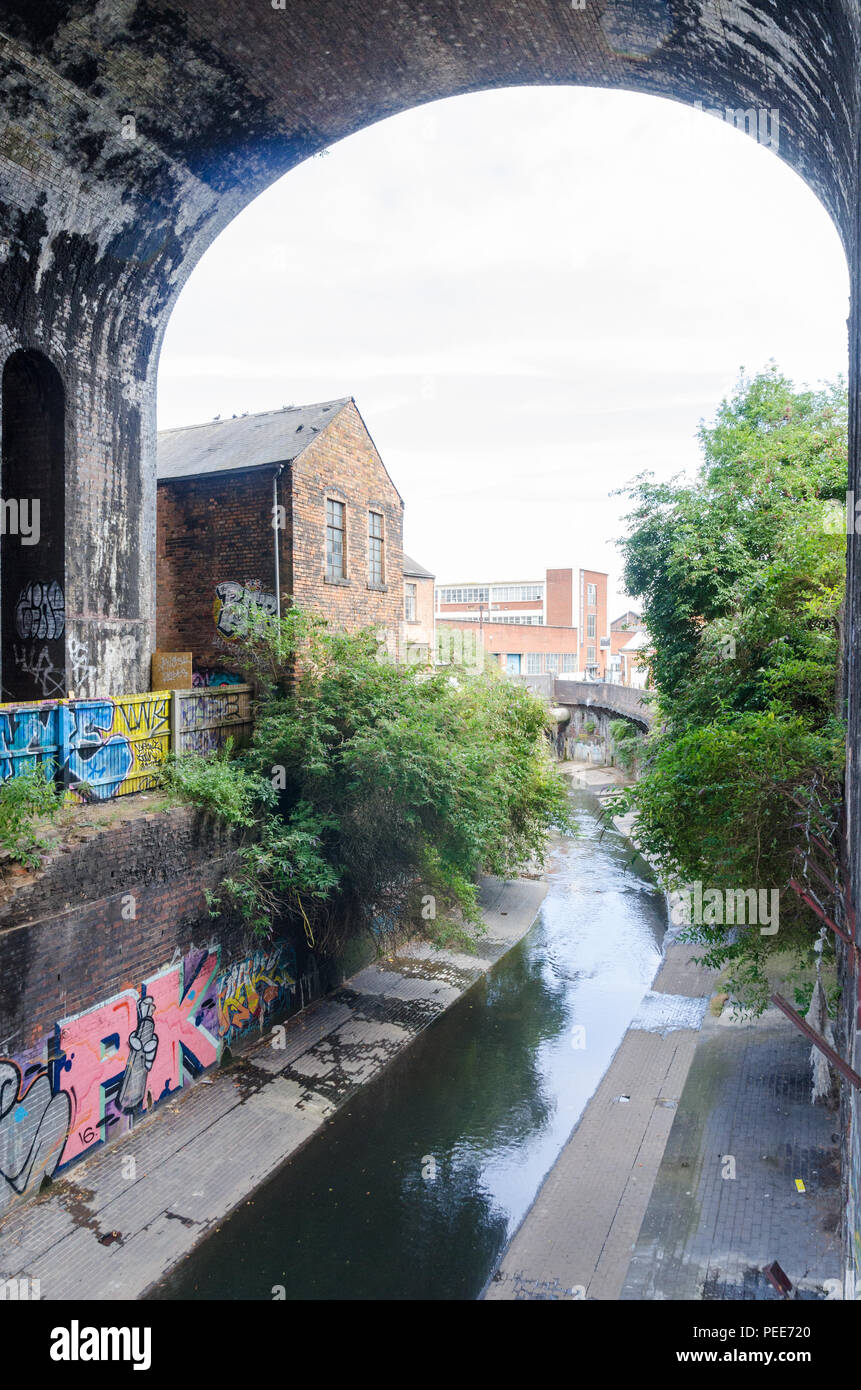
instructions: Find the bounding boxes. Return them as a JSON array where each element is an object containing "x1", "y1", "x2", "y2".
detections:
[
  {"x1": 545, "y1": 653, "x2": 559, "y2": 672},
  {"x1": 587, "y1": 645, "x2": 596, "y2": 665},
  {"x1": 326, "y1": 498, "x2": 346, "y2": 580},
  {"x1": 491, "y1": 584, "x2": 543, "y2": 603},
  {"x1": 587, "y1": 613, "x2": 596, "y2": 638},
  {"x1": 526, "y1": 653, "x2": 542, "y2": 673},
  {"x1": 405, "y1": 582, "x2": 417, "y2": 622},
  {"x1": 587, "y1": 583, "x2": 597, "y2": 606},
  {"x1": 438, "y1": 586, "x2": 489, "y2": 605},
  {"x1": 561, "y1": 653, "x2": 577, "y2": 672}
]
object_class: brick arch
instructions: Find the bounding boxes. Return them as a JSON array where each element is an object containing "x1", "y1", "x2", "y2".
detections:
[
  {"x1": 0, "y1": 2, "x2": 854, "y2": 700},
  {"x1": 0, "y1": 349, "x2": 66, "y2": 700},
  {"x1": 0, "y1": 0, "x2": 860, "y2": 1288}
]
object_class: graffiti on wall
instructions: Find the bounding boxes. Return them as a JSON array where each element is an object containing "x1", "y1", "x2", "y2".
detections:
[
  {"x1": 0, "y1": 687, "x2": 250, "y2": 795},
  {"x1": 177, "y1": 688, "x2": 249, "y2": 756},
  {"x1": 12, "y1": 643, "x2": 65, "y2": 699},
  {"x1": 55, "y1": 946, "x2": 220, "y2": 1167},
  {"x1": 216, "y1": 944, "x2": 297, "y2": 1046},
  {"x1": 0, "y1": 1059, "x2": 71, "y2": 1210},
  {"x1": 68, "y1": 636, "x2": 96, "y2": 692},
  {"x1": 214, "y1": 581, "x2": 277, "y2": 639},
  {"x1": 0, "y1": 703, "x2": 57, "y2": 782},
  {"x1": 14, "y1": 581, "x2": 65, "y2": 641},
  {"x1": 0, "y1": 940, "x2": 300, "y2": 1211},
  {"x1": 65, "y1": 694, "x2": 170, "y2": 800},
  {"x1": 192, "y1": 669, "x2": 242, "y2": 688}
]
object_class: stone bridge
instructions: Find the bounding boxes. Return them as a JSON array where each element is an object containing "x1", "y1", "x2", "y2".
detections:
[{"x1": 553, "y1": 680, "x2": 654, "y2": 732}]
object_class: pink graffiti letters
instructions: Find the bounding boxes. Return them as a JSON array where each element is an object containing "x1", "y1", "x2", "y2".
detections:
[{"x1": 56, "y1": 949, "x2": 219, "y2": 1165}]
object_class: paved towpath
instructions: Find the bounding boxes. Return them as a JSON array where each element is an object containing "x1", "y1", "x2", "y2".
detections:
[
  {"x1": 0, "y1": 876, "x2": 546, "y2": 1301},
  {"x1": 621, "y1": 1004, "x2": 842, "y2": 1300}
]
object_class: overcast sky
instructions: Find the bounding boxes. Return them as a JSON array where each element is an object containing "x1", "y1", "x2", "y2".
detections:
[{"x1": 157, "y1": 86, "x2": 850, "y2": 618}]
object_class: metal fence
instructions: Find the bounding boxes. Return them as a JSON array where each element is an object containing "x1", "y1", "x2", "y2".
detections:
[{"x1": 0, "y1": 685, "x2": 254, "y2": 801}]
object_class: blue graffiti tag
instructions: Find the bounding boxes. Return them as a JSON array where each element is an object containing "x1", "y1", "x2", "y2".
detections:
[{"x1": 65, "y1": 700, "x2": 133, "y2": 799}]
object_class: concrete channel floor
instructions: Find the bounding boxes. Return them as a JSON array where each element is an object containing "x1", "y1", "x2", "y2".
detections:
[
  {"x1": 0, "y1": 876, "x2": 547, "y2": 1301},
  {"x1": 484, "y1": 925, "x2": 718, "y2": 1300},
  {"x1": 485, "y1": 936, "x2": 842, "y2": 1301}
]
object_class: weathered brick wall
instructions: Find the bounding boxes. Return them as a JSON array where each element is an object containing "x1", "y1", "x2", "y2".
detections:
[
  {"x1": 157, "y1": 469, "x2": 284, "y2": 672},
  {"x1": 0, "y1": 805, "x2": 329, "y2": 1217},
  {"x1": 0, "y1": 806, "x2": 245, "y2": 1051},
  {"x1": 290, "y1": 402, "x2": 404, "y2": 639}
]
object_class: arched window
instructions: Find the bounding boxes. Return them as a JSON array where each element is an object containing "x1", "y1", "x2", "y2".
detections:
[{"x1": 1, "y1": 350, "x2": 66, "y2": 701}]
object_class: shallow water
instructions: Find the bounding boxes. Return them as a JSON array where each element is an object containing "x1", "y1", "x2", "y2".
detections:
[{"x1": 154, "y1": 786, "x2": 666, "y2": 1300}]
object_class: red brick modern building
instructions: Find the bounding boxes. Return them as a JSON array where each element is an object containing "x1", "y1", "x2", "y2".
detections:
[
  {"x1": 577, "y1": 568, "x2": 609, "y2": 678},
  {"x1": 156, "y1": 398, "x2": 404, "y2": 680},
  {"x1": 435, "y1": 567, "x2": 609, "y2": 677}
]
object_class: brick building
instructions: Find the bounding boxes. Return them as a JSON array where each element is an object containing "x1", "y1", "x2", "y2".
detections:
[
  {"x1": 577, "y1": 569, "x2": 609, "y2": 678},
  {"x1": 435, "y1": 567, "x2": 610, "y2": 677},
  {"x1": 435, "y1": 567, "x2": 574, "y2": 627},
  {"x1": 156, "y1": 398, "x2": 404, "y2": 680},
  {"x1": 608, "y1": 610, "x2": 648, "y2": 684},
  {"x1": 403, "y1": 553, "x2": 435, "y2": 664}
]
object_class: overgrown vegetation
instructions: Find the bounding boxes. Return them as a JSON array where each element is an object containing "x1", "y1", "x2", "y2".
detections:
[
  {"x1": 609, "y1": 365, "x2": 848, "y2": 1012},
  {"x1": 608, "y1": 719, "x2": 643, "y2": 772},
  {"x1": 165, "y1": 609, "x2": 570, "y2": 957},
  {"x1": 0, "y1": 765, "x2": 64, "y2": 867}
]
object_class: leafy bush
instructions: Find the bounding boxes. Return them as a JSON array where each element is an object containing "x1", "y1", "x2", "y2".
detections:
[
  {"x1": 608, "y1": 719, "x2": 642, "y2": 771},
  {"x1": 160, "y1": 740, "x2": 275, "y2": 828},
  {"x1": 170, "y1": 609, "x2": 571, "y2": 956},
  {"x1": 0, "y1": 765, "x2": 63, "y2": 867}
]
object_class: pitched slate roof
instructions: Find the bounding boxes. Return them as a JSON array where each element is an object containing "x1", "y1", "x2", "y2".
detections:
[
  {"x1": 403, "y1": 553, "x2": 435, "y2": 579},
  {"x1": 157, "y1": 397, "x2": 353, "y2": 480}
]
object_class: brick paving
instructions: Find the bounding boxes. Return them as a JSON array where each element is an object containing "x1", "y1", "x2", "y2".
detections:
[
  {"x1": 622, "y1": 1006, "x2": 842, "y2": 1300},
  {"x1": 0, "y1": 875, "x2": 546, "y2": 1301}
]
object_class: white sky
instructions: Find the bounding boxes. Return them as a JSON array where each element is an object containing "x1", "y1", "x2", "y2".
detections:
[{"x1": 157, "y1": 86, "x2": 850, "y2": 619}]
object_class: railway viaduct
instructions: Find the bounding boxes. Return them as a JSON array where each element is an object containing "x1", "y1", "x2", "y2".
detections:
[{"x1": 0, "y1": 0, "x2": 859, "y2": 1283}]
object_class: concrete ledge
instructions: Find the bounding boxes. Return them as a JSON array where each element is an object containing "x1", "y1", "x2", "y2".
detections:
[{"x1": 0, "y1": 875, "x2": 547, "y2": 1301}]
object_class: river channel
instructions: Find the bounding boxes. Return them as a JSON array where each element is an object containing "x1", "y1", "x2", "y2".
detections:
[{"x1": 153, "y1": 785, "x2": 666, "y2": 1300}]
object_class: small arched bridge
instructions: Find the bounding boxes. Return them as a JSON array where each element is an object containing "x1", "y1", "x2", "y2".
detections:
[{"x1": 552, "y1": 680, "x2": 654, "y2": 732}]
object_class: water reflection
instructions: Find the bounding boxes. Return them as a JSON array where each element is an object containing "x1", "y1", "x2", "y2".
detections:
[{"x1": 153, "y1": 788, "x2": 665, "y2": 1301}]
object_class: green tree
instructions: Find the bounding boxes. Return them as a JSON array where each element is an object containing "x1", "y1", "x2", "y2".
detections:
[{"x1": 612, "y1": 366, "x2": 847, "y2": 1011}]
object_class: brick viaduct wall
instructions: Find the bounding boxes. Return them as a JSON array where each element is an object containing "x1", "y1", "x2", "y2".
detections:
[{"x1": 0, "y1": 807, "x2": 328, "y2": 1219}]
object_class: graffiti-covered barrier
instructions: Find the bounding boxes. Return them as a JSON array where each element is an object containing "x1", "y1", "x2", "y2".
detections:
[
  {"x1": 0, "y1": 685, "x2": 253, "y2": 800},
  {"x1": 0, "y1": 803, "x2": 329, "y2": 1220},
  {"x1": 173, "y1": 685, "x2": 253, "y2": 757}
]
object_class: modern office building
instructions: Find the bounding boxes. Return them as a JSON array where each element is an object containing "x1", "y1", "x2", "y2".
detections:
[{"x1": 435, "y1": 567, "x2": 611, "y2": 678}]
